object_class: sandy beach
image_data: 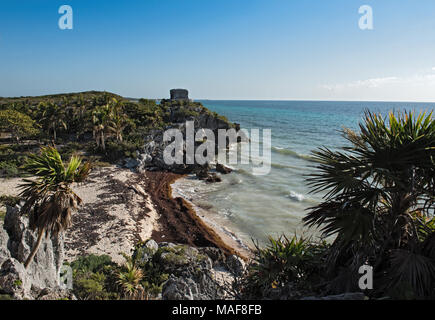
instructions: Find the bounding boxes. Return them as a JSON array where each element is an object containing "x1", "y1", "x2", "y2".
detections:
[{"x1": 0, "y1": 165, "x2": 250, "y2": 264}]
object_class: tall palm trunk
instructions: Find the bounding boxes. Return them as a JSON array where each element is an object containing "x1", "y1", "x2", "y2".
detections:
[
  {"x1": 101, "y1": 131, "x2": 105, "y2": 150},
  {"x1": 24, "y1": 227, "x2": 46, "y2": 269}
]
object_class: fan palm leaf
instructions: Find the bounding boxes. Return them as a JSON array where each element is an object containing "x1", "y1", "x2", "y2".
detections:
[{"x1": 305, "y1": 110, "x2": 435, "y2": 296}]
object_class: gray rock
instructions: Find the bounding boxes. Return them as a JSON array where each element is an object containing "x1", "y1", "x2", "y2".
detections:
[
  {"x1": 123, "y1": 158, "x2": 140, "y2": 169},
  {"x1": 132, "y1": 240, "x2": 159, "y2": 265},
  {"x1": 162, "y1": 269, "x2": 225, "y2": 300},
  {"x1": 0, "y1": 258, "x2": 30, "y2": 299},
  {"x1": 226, "y1": 255, "x2": 246, "y2": 277},
  {"x1": 162, "y1": 275, "x2": 199, "y2": 300},
  {"x1": 158, "y1": 243, "x2": 225, "y2": 300},
  {"x1": 216, "y1": 163, "x2": 232, "y2": 174},
  {"x1": 0, "y1": 225, "x2": 11, "y2": 267},
  {"x1": 198, "y1": 247, "x2": 226, "y2": 267},
  {"x1": 0, "y1": 205, "x2": 66, "y2": 299},
  {"x1": 135, "y1": 104, "x2": 240, "y2": 174},
  {"x1": 36, "y1": 287, "x2": 77, "y2": 300},
  {"x1": 145, "y1": 239, "x2": 159, "y2": 254}
]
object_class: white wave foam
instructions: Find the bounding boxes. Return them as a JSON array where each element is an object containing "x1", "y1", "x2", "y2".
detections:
[{"x1": 288, "y1": 190, "x2": 305, "y2": 202}]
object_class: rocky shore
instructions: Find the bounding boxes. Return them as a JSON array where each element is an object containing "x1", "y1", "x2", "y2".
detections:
[
  {"x1": 0, "y1": 161, "x2": 252, "y2": 299},
  {"x1": 142, "y1": 170, "x2": 250, "y2": 259},
  {"x1": 0, "y1": 199, "x2": 248, "y2": 300},
  {"x1": 0, "y1": 97, "x2": 252, "y2": 299}
]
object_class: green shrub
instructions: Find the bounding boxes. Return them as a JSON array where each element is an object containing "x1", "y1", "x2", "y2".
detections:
[
  {"x1": 238, "y1": 236, "x2": 328, "y2": 299},
  {"x1": 0, "y1": 161, "x2": 20, "y2": 178},
  {"x1": 103, "y1": 141, "x2": 140, "y2": 162},
  {"x1": 0, "y1": 195, "x2": 20, "y2": 220},
  {"x1": 13, "y1": 279, "x2": 22, "y2": 287},
  {"x1": 131, "y1": 243, "x2": 170, "y2": 298},
  {"x1": 0, "y1": 109, "x2": 39, "y2": 141},
  {"x1": 59, "y1": 142, "x2": 83, "y2": 161},
  {"x1": 73, "y1": 272, "x2": 114, "y2": 300},
  {"x1": 70, "y1": 254, "x2": 113, "y2": 273},
  {"x1": 0, "y1": 195, "x2": 21, "y2": 207},
  {"x1": 212, "y1": 111, "x2": 229, "y2": 123},
  {"x1": 69, "y1": 248, "x2": 172, "y2": 300},
  {"x1": 70, "y1": 255, "x2": 120, "y2": 300}
]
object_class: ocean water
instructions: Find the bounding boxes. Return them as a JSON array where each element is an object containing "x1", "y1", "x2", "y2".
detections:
[{"x1": 173, "y1": 100, "x2": 435, "y2": 246}]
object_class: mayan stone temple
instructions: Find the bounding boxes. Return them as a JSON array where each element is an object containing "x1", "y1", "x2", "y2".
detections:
[{"x1": 170, "y1": 88, "x2": 189, "y2": 101}]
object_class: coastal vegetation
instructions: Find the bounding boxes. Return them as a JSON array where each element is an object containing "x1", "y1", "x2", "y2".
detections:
[
  {"x1": 0, "y1": 91, "x2": 231, "y2": 177},
  {"x1": 67, "y1": 243, "x2": 196, "y2": 300},
  {"x1": 238, "y1": 110, "x2": 435, "y2": 300},
  {"x1": 0, "y1": 110, "x2": 38, "y2": 143},
  {"x1": 19, "y1": 147, "x2": 90, "y2": 268},
  {"x1": 1, "y1": 90, "x2": 434, "y2": 300},
  {"x1": 305, "y1": 111, "x2": 435, "y2": 299},
  {"x1": 235, "y1": 236, "x2": 329, "y2": 299}
]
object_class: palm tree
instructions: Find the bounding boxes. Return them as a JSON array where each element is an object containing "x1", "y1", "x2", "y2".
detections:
[
  {"x1": 40, "y1": 101, "x2": 67, "y2": 142},
  {"x1": 304, "y1": 110, "x2": 435, "y2": 297},
  {"x1": 108, "y1": 98, "x2": 130, "y2": 143},
  {"x1": 19, "y1": 146, "x2": 91, "y2": 269},
  {"x1": 75, "y1": 94, "x2": 87, "y2": 120},
  {"x1": 92, "y1": 105, "x2": 111, "y2": 150}
]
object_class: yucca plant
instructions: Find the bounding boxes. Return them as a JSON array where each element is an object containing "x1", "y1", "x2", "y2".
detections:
[
  {"x1": 19, "y1": 146, "x2": 91, "y2": 269},
  {"x1": 117, "y1": 255, "x2": 144, "y2": 300},
  {"x1": 304, "y1": 110, "x2": 435, "y2": 297}
]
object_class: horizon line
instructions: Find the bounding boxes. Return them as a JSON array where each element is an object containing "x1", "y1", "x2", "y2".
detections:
[
  {"x1": 193, "y1": 98, "x2": 435, "y2": 104},
  {"x1": 2, "y1": 90, "x2": 435, "y2": 105}
]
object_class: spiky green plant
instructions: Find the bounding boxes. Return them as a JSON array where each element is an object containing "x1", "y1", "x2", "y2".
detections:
[
  {"x1": 304, "y1": 110, "x2": 435, "y2": 297},
  {"x1": 117, "y1": 254, "x2": 144, "y2": 300},
  {"x1": 238, "y1": 236, "x2": 327, "y2": 299},
  {"x1": 19, "y1": 146, "x2": 90, "y2": 269}
]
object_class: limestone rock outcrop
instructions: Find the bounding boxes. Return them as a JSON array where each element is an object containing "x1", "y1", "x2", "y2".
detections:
[
  {"x1": 216, "y1": 163, "x2": 233, "y2": 174},
  {"x1": 134, "y1": 240, "x2": 242, "y2": 300},
  {"x1": 0, "y1": 205, "x2": 70, "y2": 300},
  {"x1": 135, "y1": 102, "x2": 242, "y2": 174}
]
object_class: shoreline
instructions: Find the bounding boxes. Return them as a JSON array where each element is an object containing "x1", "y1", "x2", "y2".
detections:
[
  {"x1": 142, "y1": 170, "x2": 251, "y2": 260},
  {"x1": 170, "y1": 175, "x2": 253, "y2": 256},
  {"x1": 0, "y1": 165, "x2": 251, "y2": 263}
]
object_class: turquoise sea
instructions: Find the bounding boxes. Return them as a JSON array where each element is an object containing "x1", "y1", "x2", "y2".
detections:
[{"x1": 174, "y1": 100, "x2": 435, "y2": 246}]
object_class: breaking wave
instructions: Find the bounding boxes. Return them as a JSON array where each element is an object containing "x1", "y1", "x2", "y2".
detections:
[
  {"x1": 271, "y1": 147, "x2": 317, "y2": 162},
  {"x1": 287, "y1": 190, "x2": 305, "y2": 202}
]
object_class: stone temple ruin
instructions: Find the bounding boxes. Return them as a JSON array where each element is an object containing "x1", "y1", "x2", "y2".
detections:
[{"x1": 170, "y1": 89, "x2": 189, "y2": 101}]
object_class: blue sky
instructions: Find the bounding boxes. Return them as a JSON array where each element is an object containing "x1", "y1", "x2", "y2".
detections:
[{"x1": 1, "y1": 0, "x2": 435, "y2": 101}]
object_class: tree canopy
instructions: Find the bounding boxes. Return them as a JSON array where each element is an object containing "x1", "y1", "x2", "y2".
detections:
[{"x1": 0, "y1": 109, "x2": 38, "y2": 142}]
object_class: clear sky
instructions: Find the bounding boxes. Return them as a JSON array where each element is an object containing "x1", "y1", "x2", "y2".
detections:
[{"x1": 1, "y1": 0, "x2": 435, "y2": 101}]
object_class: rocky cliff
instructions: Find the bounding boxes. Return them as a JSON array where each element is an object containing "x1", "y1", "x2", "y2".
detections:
[
  {"x1": 132, "y1": 240, "x2": 246, "y2": 300},
  {"x1": 0, "y1": 205, "x2": 73, "y2": 300},
  {"x1": 135, "y1": 100, "x2": 243, "y2": 174}
]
